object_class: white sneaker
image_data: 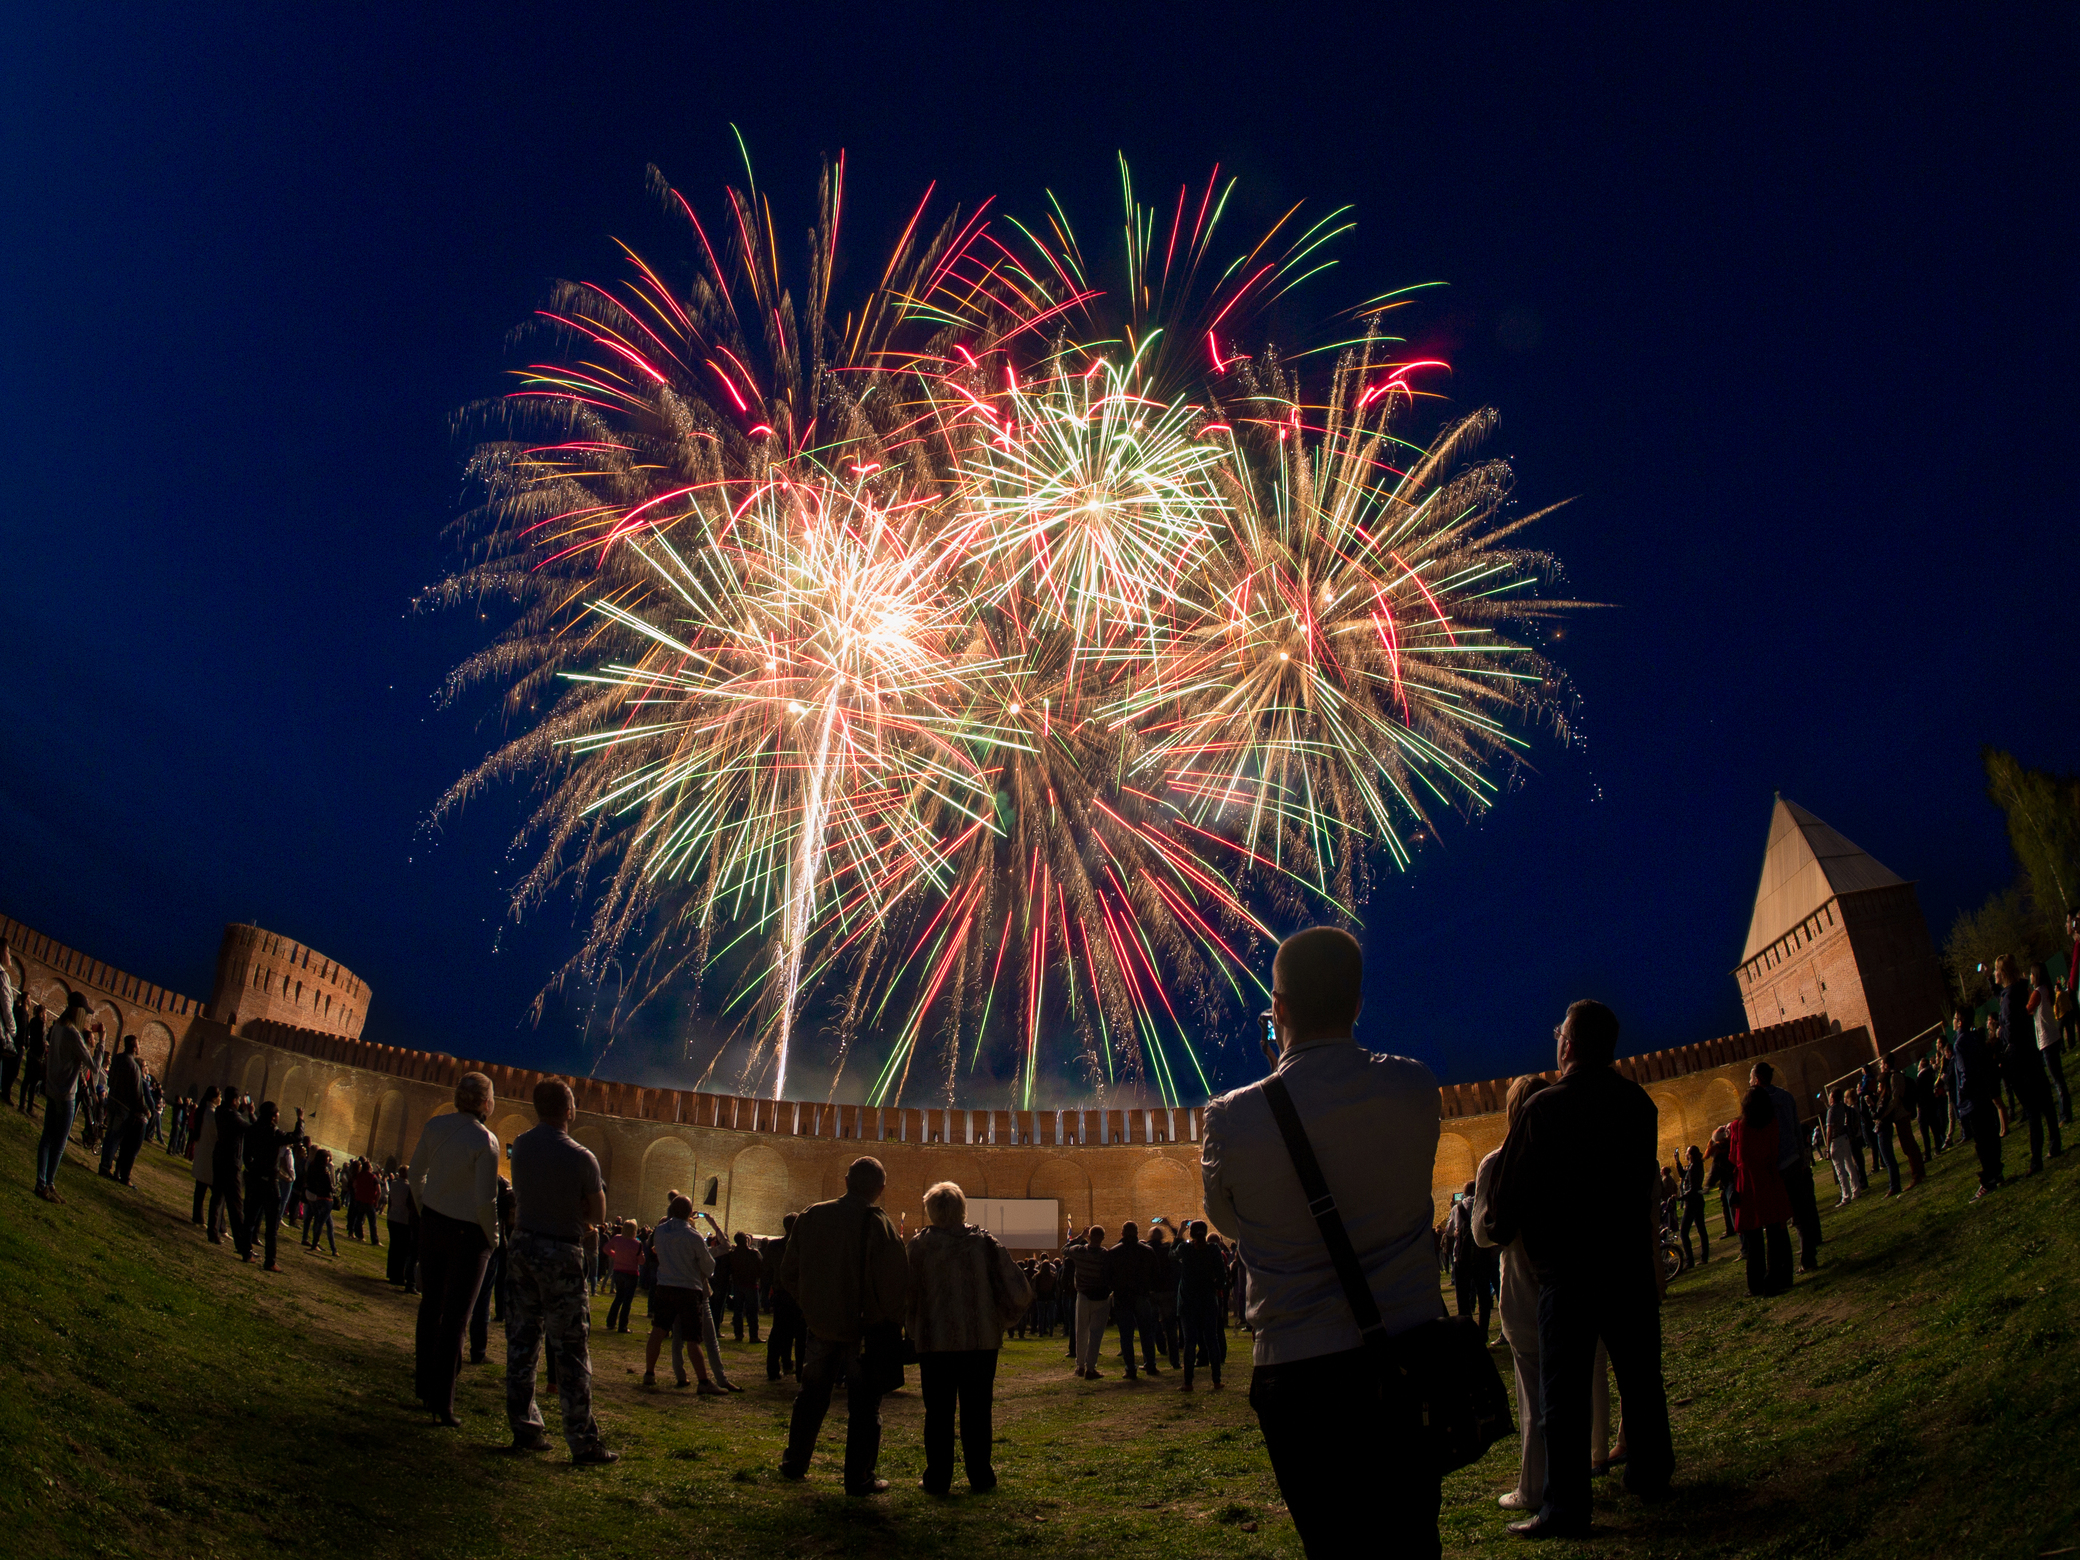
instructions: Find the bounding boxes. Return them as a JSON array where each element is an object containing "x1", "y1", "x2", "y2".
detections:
[{"x1": 1498, "y1": 1491, "x2": 1532, "y2": 1510}]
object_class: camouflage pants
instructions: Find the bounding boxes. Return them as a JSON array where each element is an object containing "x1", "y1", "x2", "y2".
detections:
[{"x1": 505, "y1": 1233, "x2": 601, "y2": 1453}]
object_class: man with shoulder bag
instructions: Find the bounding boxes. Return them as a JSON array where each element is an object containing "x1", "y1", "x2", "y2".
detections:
[{"x1": 1204, "y1": 927, "x2": 1507, "y2": 1559}]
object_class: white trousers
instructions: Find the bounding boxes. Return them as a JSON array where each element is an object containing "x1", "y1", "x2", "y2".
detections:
[
  {"x1": 1075, "y1": 1294, "x2": 1112, "y2": 1371},
  {"x1": 1509, "y1": 1338, "x2": 1610, "y2": 1506},
  {"x1": 1830, "y1": 1139, "x2": 1860, "y2": 1200}
]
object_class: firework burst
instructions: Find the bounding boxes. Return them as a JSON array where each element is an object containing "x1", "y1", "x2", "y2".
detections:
[{"x1": 431, "y1": 150, "x2": 1580, "y2": 1108}]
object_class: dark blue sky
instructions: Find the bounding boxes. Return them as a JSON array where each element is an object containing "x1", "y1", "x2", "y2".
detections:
[{"x1": 4, "y1": 6, "x2": 2073, "y2": 1102}]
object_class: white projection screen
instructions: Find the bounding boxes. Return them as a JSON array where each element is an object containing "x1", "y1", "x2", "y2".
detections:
[{"x1": 966, "y1": 1197, "x2": 1061, "y2": 1249}]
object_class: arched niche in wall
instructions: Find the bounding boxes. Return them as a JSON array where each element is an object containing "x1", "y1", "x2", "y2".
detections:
[
  {"x1": 322, "y1": 1081, "x2": 360, "y2": 1153},
  {"x1": 371, "y1": 1090, "x2": 408, "y2": 1167},
  {"x1": 241, "y1": 1052, "x2": 269, "y2": 1104},
  {"x1": 572, "y1": 1123, "x2": 612, "y2": 1200},
  {"x1": 1649, "y1": 1090, "x2": 1689, "y2": 1163},
  {"x1": 1433, "y1": 1132, "x2": 1475, "y2": 1195},
  {"x1": 1025, "y1": 1156, "x2": 1093, "y2": 1234},
  {"x1": 277, "y1": 1067, "x2": 307, "y2": 1117},
  {"x1": 725, "y1": 1144, "x2": 791, "y2": 1237},
  {"x1": 1702, "y1": 1078, "x2": 1743, "y2": 1138},
  {"x1": 640, "y1": 1137, "x2": 695, "y2": 1223},
  {"x1": 1130, "y1": 1157, "x2": 1202, "y2": 1228},
  {"x1": 137, "y1": 1020, "x2": 175, "y2": 1079}
]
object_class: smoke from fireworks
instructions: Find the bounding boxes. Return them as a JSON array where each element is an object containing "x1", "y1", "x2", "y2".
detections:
[{"x1": 428, "y1": 151, "x2": 1582, "y2": 1108}]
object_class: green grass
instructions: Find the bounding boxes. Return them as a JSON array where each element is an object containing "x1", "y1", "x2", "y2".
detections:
[{"x1": 1, "y1": 1103, "x2": 2076, "y2": 1557}]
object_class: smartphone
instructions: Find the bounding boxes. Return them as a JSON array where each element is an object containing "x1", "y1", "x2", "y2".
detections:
[{"x1": 1260, "y1": 1012, "x2": 1279, "y2": 1068}]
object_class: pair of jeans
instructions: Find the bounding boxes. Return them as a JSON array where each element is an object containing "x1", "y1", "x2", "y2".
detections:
[
  {"x1": 1178, "y1": 1296, "x2": 1225, "y2": 1386},
  {"x1": 1114, "y1": 1292, "x2": 1159, "y2": 1373},
  {"x1": 1153, "y1": 1293, "x2": 1180, "y2": 1366},
  {"x1": 1535, "y1": 1275, "x2": 1675, "y2": 1528},
  {"x1": 34, "y1": 1091, "x2": 79, "y2": 1188},
  {"x1": 766, "y1": 1292, "x2": 805, "y2": 1378},
  {"x1": 1964, "y1": 1105, "x2": 2005, "y2": 1189},
  {"x1": 1678, "y1": 1192, "x2": 1710, "y2": 1264},
  {"x1": 1781, "y1": 1160, "x2": 1822, "y2": 1269},
  {"x1": 605, "y1": 1271, "x2": 638, "y2": 1331},
  {"x1": 1739, "y1": 1225, "x2": 1793, "y2": 1295},
  {"x1": 207, "y1": 1175, "x2": 242, "y2": 1242},
  {"x1": 1250, "y1": 1344, "x2": 1442, "y2": 1559},
  {"x1": 2013, "y1": 1076, "x2": 2064, "y2": 1171},
  {"x1": 0, "y1": 1049, "x2": 17, "y2": 1108},
  {"x1": 918, "y1": 1349, "x2": 999, "y2": 1492},
  {"x1": 730, "y1": 1287, "x2": 761, "y2": 1342},
  {"x1": 783, "y1": 1334, "x2": 882, "y2": 1490},
  {"x1": 241, "y1": 1173, "x2": 283, "y2": 1264},
  {"x1": 98, "y1": 1103, "x2": 130, "y2": 1175},
  {"x1": 1506, "y1": 1338, "x2": 1610, "y2": 1507},
  {"x1": 1456, "y1": 1264, "x2": 1497, "y2": 1334},
  {"x1": 303, "y1": 1198, "x2": 337, "y2": 1254},
  {"x1": 415, "y1": 1208, "x2": 491, "y2": 1417},
  {"x1": 386, "y1": 1221, "x2": 416, "y2": 1285},
  {"x1": 113, "y1": 1110, "x2": 146, "y2": 1182},
  {"x1": 2046, "y1": 1045, "x2": 2072, "y2": 1124},
  {"x1": 191, "y1": 1178, "x2": 210, "y2": 1225}
]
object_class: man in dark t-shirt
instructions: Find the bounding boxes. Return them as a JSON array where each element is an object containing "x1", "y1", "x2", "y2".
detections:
[{"x1": 505, "y1": 1078, "x2": 615, "y2": 1464}]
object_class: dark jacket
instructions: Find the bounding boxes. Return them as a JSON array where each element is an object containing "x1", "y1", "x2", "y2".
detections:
[
  {"x1": 1484, "y1": 1063, "x2": 1660, "y2": 1290},
  {"x1": 776, "y1": 1192, "x2": 908, "y2": 1344},
  {"x1": 1998, "y1": 982, "x2": 2048, "y2": 1087},
  {"x1": 212, "y1": 1101, "x2": 249, "y2": 1180},
  {"x1": 1953, "y1": 1028, "x2": 1998, "y2": 1118},
  {"x1": 106, "y1": 1055, "x2": 147, "y2": 1113},
  {"x1": 1106, "y1": 1233, "x2": 1157, "y2": 1295},
  {"x1": 1176, "y1": 1241, "x2": 1224, "y2": 1303},
  {"x1": 243, "y1": 1120, "x2": 304, "y2": 1181}
]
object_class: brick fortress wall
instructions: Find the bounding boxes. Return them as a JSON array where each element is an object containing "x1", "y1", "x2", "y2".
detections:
[
  {"x1": 172, "y1": 1008, "x2": 1871, "y2": 1241},
  {"x1": 2, "y1": 906, "x2": 1880, "y2": 1241}
]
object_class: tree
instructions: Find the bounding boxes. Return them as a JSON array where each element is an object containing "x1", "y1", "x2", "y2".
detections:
[
  {"x1": 1943, "y1": 885, "x2": 2057, "y2": 1007},
  {"x1": 1983, "y1": 747, "x2": 2080, "y2": 923},
  {"x1": 1942, "y1": 750, "x2": 2079, "y2": 1006}
]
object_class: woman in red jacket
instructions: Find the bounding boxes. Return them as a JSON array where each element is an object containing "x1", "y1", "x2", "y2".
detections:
[{"x1": 1730, "y1": 1086, "x2": 1794, "y2": 1297}]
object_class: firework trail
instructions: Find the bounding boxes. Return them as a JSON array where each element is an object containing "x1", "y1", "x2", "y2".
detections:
[{"x1": 430, "y1": 150, "x2": 1579, "y2": 1108}]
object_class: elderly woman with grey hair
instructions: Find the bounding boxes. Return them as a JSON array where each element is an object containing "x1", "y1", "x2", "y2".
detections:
[{"x1": 905, "y1": 1180, "x2": 1033, "y2": 1495}]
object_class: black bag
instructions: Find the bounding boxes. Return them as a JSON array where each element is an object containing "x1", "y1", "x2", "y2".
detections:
[
  {"x1": 857, "y1": 1208, "x2": 913, "y2": 1394},
  {"x1": 1261, "y1": 1076, "x2": 1514, "y2": 1478}
]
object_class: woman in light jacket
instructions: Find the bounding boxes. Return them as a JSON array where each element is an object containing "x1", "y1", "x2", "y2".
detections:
[
  {"x1": 905, "y1": 1181, "x2": 1032, "y2": 1495},
  {"x1": 1473, "y1": 1075, "x2": 1610, "y2": 1513}
]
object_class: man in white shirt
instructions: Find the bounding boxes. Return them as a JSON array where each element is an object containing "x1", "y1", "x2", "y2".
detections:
[
  {"x1": 407, "y1": 1071, "x2": 502, "y2": 1426},
  {"x1": 1201, "y1": 927, "x2": 1444, "y2": 1559}
]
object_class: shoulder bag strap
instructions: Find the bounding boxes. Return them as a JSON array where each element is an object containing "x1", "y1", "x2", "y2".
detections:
[{"x1": 1260, "y1": 1075, "x2": 1388, "y2": 1348}]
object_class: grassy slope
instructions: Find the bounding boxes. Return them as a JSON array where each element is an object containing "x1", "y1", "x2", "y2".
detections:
[{"x1": 0, "y1": 1104, "x2": 2075, "y2": 1558}]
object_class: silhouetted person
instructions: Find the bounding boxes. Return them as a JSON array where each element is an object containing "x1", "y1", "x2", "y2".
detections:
[
  {"x1": 1486, "y1": 999, "x2": 1675, "y2": 1538},
  {"x1": 765, "y1": 1211, "x2": 805, "y2": 1381},
  {"x1": 1730, "y1": 1086, "x2": 1793, "y2": 1295},
  {"x1": 1996, "y1": 954, "x2": 2064, "y2": 1171},
  {"x1": 778, "y1": 1155, "x2": 908, "y2": 1495},
  {"x1": 1750, "y1": 1060, "x2": 1822, "y2": 1270},
  {"x1": 33, "y1": 993, "x2": 100, "y2": 1200},
  {"x1": 1952, "y1": 1003, "x2": 2005, "y2": 1196},
  {"x1": 408, "y1": 1070, "x2": 502, "y2": 1426},
  {"x1": 505, "y1": 1078, "x2": 615, "y2": 1464}
]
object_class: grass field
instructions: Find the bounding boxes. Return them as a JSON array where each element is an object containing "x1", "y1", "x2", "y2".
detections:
[{"x1": 1, "y1": 1101, "x2": 2076, "y2": 1558}]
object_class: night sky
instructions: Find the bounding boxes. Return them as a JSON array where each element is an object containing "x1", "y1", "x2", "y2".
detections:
[{"x1": 5, "y1": 8, "x2": 2074, "y2": 1102}]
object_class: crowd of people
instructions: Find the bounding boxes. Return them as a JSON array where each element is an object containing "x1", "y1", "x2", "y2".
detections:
[{"x1": 10, "y1": 914, "x2": 2078, "y2": 1555}]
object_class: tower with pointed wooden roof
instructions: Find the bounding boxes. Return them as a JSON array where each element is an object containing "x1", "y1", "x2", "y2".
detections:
[{"x1": 1733, "y1": 797, "x2": 1947, "y2": 1057}]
